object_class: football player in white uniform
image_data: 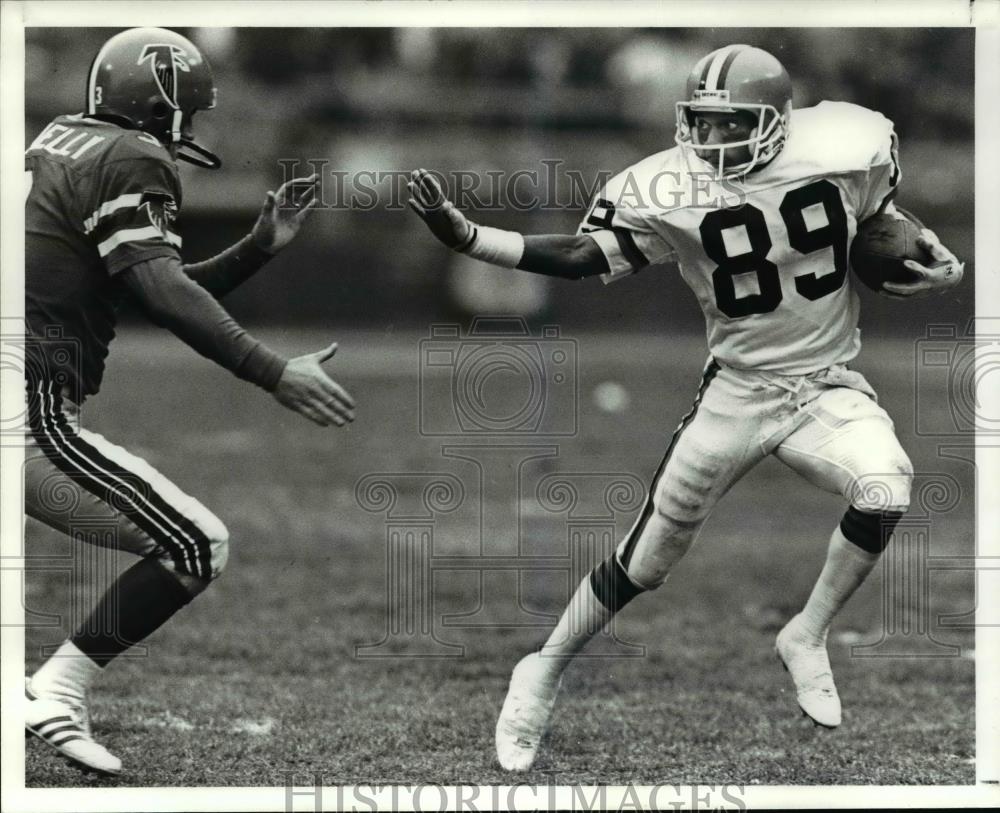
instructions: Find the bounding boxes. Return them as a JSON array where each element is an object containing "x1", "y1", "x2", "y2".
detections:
[{"x1": 409, "y1": 44, "x2": 964, "y2": 771}]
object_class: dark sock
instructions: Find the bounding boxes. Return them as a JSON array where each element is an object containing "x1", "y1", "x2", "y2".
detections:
[{"x1": 71, "y1": 558, "x2": 195, "y2": 667}]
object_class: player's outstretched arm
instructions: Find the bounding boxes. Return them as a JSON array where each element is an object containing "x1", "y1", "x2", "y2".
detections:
[
  {"x1": 407, "y1": 168, "x2": 609, "y2": 280},
  {"x1": 881, "y1": 227, "x2": 965, "y2": 298},
  {"x1": 184, "y1": 173, "x2": 321, "y2": 298},
  {"x1": 122, "y1": 256, "x2": 355, "y2": 427}
]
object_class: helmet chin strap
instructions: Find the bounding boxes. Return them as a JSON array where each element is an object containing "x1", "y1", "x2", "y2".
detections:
[
  {"x1": 176, "y1": 139, "x2": 222, "y2": 170},
  {"x1": 166, "y1": 108, "x2": 222, "y2": 169},
  {"x1": 170, "y1": 109, "x2": 183, "y2": 142}
]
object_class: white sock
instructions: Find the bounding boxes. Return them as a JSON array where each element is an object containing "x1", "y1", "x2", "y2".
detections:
[
  {"x1": 795, "y1": 526, "x2": 880, "y2": 646},
  {"x1": 537, "y1": 577, "x2": 615, "y2": 679},
  {"x1": 30, "y1": 640, "x2": 103, "y2": 704}
]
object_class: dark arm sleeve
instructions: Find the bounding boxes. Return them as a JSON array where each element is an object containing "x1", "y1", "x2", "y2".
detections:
[
  {"x1": 121, "y1": 255, "x2": 287, "y2": 391},
  {"x1": 515, "y1": 234, "x2": 611, "y2": 279},
  {"x1": 183, "y1": 234, "x2": 275, "y2": 297}
]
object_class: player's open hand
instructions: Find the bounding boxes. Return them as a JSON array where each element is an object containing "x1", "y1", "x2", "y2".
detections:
[
  {"x1": 882, "y1": 229, "x2": 964, "y2": 298},
  {"x1": 273, "y1": 342, "x2": 356, "y2": 427},
  {"x1": 251, "y1": 173, "x2": 320, "y2": 255},
  {"x1": 408, "y1": 168, "x2": 474, "y2": 250}
]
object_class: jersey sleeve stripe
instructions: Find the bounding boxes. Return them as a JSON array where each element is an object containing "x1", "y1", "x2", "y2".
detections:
[
  {"x1": 612, "y1": 227, "x2": 650, "y2": 271},
  {"x1": 83, "y1": 193, "x2": 143, "y2": 233},
  {"x1": 97, "y1": 226, "x2": 182, "y2": 257}
]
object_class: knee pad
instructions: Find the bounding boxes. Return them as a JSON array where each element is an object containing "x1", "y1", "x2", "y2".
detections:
[
  {"x1": 852, "y1": 453, "x2": 913, "y2": 513},
  {"x1": 619, "y1": 512, "x2": 701, "y2": 591},
  {"x1": 653, "y1": 467, "x2": 717, "y2": 528},
  {"x1": 840, "y1": 505, "x2": 904, "y2": 554}
]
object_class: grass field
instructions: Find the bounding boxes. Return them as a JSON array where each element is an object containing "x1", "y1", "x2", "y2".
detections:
[{"x1": 23, "y1": 327, "x2": 975, "y2": 786}]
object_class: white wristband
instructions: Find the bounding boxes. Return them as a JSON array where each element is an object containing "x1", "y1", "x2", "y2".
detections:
[{"x1": 460, "y1": 224, "x2": 525, "y2": 268}]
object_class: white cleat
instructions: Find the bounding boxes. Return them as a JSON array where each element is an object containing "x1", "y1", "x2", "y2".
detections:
[
  {"x1": 495, "y1": 652, "x2": 563, "y2": 771},
  {"x1": 25, "y1": 680, "x2": 122, "y2": 776},
  {"x1": 775, "y1": 617, "x2": 842, "y2": 729}
]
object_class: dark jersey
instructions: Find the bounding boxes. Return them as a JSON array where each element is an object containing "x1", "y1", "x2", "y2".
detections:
[{"x1": 25, "y1": 114, "x2": 184, "y2": 399}]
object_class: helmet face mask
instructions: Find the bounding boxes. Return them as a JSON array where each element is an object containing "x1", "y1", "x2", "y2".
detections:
[
  {"x1": 87, "y1": 28, "x2": 221, "y2": 169},
  {"x1": 676, "y1": 100, "x2": 790, "y2": 179},
  {"x1": 674, "y1": 45, "x2": 793, "y2": 180}
]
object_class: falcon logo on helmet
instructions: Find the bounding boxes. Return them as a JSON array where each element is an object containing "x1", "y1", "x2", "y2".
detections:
[
  {"x1": 137, "y1": 43, "x2": 191, "y2": 109},
  {"x1": 675, "y1": 44, "x2": 793, "y2": 180},
  {"x1": 87, "y1": 28, "x2": 221, "y2": 169}
]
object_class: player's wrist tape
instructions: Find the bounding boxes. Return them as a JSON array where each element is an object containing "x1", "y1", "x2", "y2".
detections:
[{"x1": 458, "y1": 224, "x2": 525, "y2": 268}]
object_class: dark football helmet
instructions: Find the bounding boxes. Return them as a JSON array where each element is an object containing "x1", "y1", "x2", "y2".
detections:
[
  {"x1": 675, "y1": 44, "x2": 793, "y2": 179},
  {"x1": 86, "y1": 27, "x2": 221, "y2": 169}
]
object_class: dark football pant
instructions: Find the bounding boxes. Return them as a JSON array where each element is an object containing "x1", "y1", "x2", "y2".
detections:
[{"x1": 24, "y1": 382, "x2": 229, "y2": 582}]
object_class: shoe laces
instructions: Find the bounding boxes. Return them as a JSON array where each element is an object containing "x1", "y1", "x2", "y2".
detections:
[
  {"x1": 66, "y1": 700, "x2": 94, "y2": 738},
  {"x1": 503, "y1": 676, "x2": 558, "y2": 741},
  {"x1": 796, "y1": 653, "x2": 836, "y2": 693}
]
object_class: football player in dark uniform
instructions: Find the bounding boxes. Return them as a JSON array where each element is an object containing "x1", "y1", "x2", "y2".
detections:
[{"x1": 23, "y1": 27, "x2": 355, "y2": 775}]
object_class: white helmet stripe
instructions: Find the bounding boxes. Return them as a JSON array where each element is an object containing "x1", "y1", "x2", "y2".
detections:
[{"x1": 704, "y1": 44, "x2": 742, "y2": 91}]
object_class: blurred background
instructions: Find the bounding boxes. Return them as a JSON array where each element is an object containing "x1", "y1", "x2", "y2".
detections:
[{"x1": 26, "y1": 27, "x2": 974, "y2": 334}]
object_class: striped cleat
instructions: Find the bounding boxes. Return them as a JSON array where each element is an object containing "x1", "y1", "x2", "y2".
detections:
[
  {"x1": 25, "y1": 679, "x2": 122, "y2": 776},
  {"x1": 495, "y1": 653, "x2": 563, "y2": 771}
]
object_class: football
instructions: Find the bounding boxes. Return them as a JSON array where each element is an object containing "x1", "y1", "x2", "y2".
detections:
[{"x1": 849, "y1": 213, "x2": 928, "y2": 292}]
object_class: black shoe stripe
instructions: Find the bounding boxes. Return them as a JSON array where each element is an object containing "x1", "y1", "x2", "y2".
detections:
[
  {"x1": 39, "y1": 724, "x2": 83, "y2": 739},
  {"x1": 31, "y1": 715, "x2": 74, "y2": 731},
  {"x1": 49, "y1": 733, "x2": 87, "y2": 746}
]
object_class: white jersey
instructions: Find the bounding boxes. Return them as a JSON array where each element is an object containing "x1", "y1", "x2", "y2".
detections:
[{"x1": 579, "y1": 101, "x2": 900, "y2": 374}]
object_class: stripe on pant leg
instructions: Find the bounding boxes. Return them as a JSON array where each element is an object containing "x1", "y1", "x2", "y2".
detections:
[
  {"x1": 619, "y1": 360, "x2": 720, "y2": 568},
  {"x1": 44, "y1": 389, "x2": 212, "y2": 578},
  {"x1": 77, "y1": 425, "x2": 226, "y2": 550},
  {"x1": 28, "y1": 385, "x2": 210, "y2": 578},
  {"x1": 40, "y1": 388, "x2": 210, "y2": 576},
  {"x1": 31, "y1": 386, "x2": 197, "y2": 574},
  {"x1": 30, "y1": 387, "x2": 199, "y2": 576},
  {"x1": 51, "y1": 402, "x2": 213, "y2": 578},
  {"x1": 56, "y1": 417, "x2": 217, "y2": 579},
  {"x1": 26, "y1": 389, "x2": 187, "y2": 569}
]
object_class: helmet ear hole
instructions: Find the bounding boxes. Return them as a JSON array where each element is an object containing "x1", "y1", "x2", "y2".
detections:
[{"x1": 151, "y1": 102, "x2": 171, "y2": 120}]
